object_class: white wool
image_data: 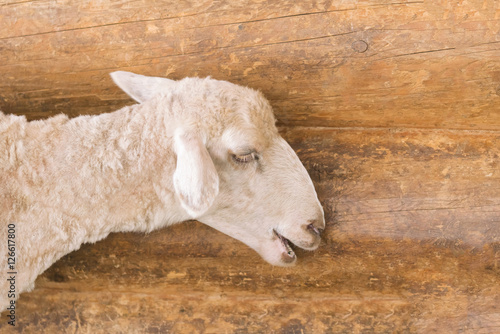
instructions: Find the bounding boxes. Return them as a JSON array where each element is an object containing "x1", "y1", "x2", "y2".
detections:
[{"x1": 0, "y1": 72, "x2": 324, "y2": 310}]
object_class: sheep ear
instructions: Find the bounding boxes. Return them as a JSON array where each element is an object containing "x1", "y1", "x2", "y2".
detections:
[
  {"x1": 110, "y1": 71, "x2": 176, "y2": 103},
  {"x1": 173, "y1": 130, "x2": 219, "y2": 218}
]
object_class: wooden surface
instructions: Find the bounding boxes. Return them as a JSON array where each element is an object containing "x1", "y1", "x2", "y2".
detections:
[{"x1": 1, "y1": 0, "x2": 499, "y2": 333}]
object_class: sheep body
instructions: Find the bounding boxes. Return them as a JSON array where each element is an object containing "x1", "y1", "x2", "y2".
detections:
[
  {"x1": 0, "y1": 104, "x2": 189, "y2": 309},
  {"x1": 1, "y1": 73, "x2": 325, "y2": 310}
]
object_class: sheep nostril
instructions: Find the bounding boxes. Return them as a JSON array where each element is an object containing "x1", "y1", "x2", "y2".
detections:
[{"x1": 307, "y1": 223, "x2": 322, "y2": 236}]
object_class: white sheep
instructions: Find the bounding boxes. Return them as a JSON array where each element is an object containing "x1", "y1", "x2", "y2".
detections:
[{"x1": 0, "y1": 72, "x2": 325, "y2": 311}]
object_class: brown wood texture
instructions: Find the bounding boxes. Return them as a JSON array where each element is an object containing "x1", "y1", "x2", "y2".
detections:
[{"x1": 1, "y1": 0, "x2": 499, "y2": 333}]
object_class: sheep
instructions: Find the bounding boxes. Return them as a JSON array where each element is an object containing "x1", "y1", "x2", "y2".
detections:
[{"x1": 0, "y1": 71, "x2": 325, "y2": 311}]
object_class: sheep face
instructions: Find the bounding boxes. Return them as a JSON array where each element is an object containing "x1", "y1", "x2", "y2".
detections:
[
  {"x1": 205, "y1": 134, "x2": 325, "y2": 267},
  {"x1": 111, "y1": 71, "x2": 325, "y2": 267}
]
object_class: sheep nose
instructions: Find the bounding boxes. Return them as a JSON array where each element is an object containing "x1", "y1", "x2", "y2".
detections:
[{"x1": 307, "y1": 220, "x2": 324, "y2": 236}]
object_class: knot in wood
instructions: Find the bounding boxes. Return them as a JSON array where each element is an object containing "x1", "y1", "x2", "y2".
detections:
[{"x1": 352, "y1": 40, "x2": 369, "y2": 53}]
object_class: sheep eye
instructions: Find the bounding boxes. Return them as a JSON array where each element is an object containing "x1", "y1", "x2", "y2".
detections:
[{"x1": 232, "y1": 152, "x2": 257, "y2": 164}]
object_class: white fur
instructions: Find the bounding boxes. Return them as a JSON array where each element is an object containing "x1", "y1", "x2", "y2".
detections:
[{"x1": 0, "y1": 72, "x2": 324, "y2": 310}]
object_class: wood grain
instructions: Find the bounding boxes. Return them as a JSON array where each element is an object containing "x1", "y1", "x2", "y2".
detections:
[
  {"x1": 1, "y1": 0, "x2": 499, "y2": 128},
  {"x1": 1, "y1": 0, "x2": 499, "y2": 332}
]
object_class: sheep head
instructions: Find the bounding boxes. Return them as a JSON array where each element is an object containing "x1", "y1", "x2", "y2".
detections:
[{"x1": 111, "y1": 71, "x2": 325, "y2": 267}]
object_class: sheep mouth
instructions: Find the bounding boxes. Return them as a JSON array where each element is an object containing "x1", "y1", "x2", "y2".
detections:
[{"x1": 273, "y1": 229, "x2": 297, "y2": 263}]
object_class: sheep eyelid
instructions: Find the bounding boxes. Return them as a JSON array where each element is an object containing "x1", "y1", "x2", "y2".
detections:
[{"x1": 232, "y1": 152, "x2": 259, "y2": 164}]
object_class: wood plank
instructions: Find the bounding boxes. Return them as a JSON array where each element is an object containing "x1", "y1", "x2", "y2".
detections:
[
  {"x1": 1, "y1": 127, "x2": 499, "y2": 332},
  {"x1": 4, "y1": 233, "x2": 500, "y2": 333},
  {"x1": 1, "y1": 0, "x2": 499, "y2": 129},
  {"x1": 283, "y1": 127, "x2": 500, "y2": 247},
  {"x1": 1, "y1": 0, "x2": 499, "y2": 332}
]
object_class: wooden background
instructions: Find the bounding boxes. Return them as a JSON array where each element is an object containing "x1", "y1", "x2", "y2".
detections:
[{"x1": 1, "y1": 0, "x2": 499, "y2": 332}]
